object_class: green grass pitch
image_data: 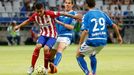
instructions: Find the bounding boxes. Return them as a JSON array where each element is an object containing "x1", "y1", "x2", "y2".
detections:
[{"x1": 0, "y1": 44, "x2": 134, "y2": 75}]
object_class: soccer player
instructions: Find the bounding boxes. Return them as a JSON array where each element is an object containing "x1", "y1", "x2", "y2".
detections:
[
  {"x1": 48, "y1": 0, "x2": 77, "y2": 73},
  {"x1": 76, "y1": 0, "x2": 122, "y2": 75},
  {"x1": 14, "y1": 2, "x2": 79, "y2": 75}
]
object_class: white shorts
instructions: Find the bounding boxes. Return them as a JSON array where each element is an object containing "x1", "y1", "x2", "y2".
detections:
[
  {"x1": 53, "y1": 37, "x2": 71, "y2": 49},
  {"x1": 79, "y1": 42, "x2": 104, "y2": 56}
]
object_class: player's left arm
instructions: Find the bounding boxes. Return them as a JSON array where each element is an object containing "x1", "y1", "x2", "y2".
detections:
[
  {"x1": 112, "y1": 24, "x2": 123, "y2": 44},
  {"x1": 55, "y1": 19, "x2": 74, "y2": 30},
  {"x1": 104, "y1": 12, "x2": 123, "y2": 44}
]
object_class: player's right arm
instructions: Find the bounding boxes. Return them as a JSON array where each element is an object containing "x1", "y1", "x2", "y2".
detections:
[
  {"x1": 55, "y1": 19, "x2": 74, "y2": 30},
  {"x1": 47, "y1": 10, "x2": 82, "y2": 21},
  {"x1": 14, "y1": 12, "x2": 36, "y2": 31},
  {"x1": 79, "y1": 30, "x2": 88, "y2": 45},
  {"x1": 79, "y1": 14, "x2": 89, "y2": 45},
  {"x1": 60, "y1": 12, "x2": 82, "y2": 21},
  {"x1": 14, "y1": 20, "x2": 30, "y2": 31}
]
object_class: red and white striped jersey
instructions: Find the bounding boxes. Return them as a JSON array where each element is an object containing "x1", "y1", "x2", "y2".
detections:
[{"x1": 28, "y1": 10, "x2": 60, "y2": 38}]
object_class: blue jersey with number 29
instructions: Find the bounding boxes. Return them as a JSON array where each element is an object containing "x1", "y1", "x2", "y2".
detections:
[{"x1": 81, "y1": 9, "x2": 114, "y2": 47}]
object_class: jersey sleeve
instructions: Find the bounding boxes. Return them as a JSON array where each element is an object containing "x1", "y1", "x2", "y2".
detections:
[
  {"x1": 104, "y1": 13, "x2": 113, "y2": 26},
  {"x1": 71, "y1": 19, "x2": 77, "y2": 26},
  {"x1": 81, "y1": 14, "x2": 89, "y2": 31},
  {"x1": 70, "y1": 11, "x2": 77, "y2": 26},
  {"x1": 28, "y1": 13, "x2": 36, "y2": 22},
  {"x1": 46, "y1": 10, "x2": 60, "y2": 18}
]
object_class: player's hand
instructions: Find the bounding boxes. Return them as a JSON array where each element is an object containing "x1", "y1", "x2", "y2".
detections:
[
  {"x1": 117, "y1": 35, "x2": 123, "y2": 44},
  {"x1": 74, "y1": 14, "x2": 83, "y2": 22},
  {"x1": 13, "y1": 25, "x2": 20, "y2": 31}
]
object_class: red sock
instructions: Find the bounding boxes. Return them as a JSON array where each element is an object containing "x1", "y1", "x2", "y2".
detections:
[
  {"x1": 44, "y1": 52, "x2": 50, "y2": 69},
  {"x1": 31, "y1": 47, "x2": 40, "y2": 68}
]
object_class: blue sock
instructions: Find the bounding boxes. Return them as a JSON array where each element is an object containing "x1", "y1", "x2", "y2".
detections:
[
  {"x1": 54, "y1": 52, "x2": 62, "y2": 66},
  {"x1": 77, "y1": 56, "x2": 89, "y2": 75},
  {"x1": 90, "y1": 55, "x2": 97, "y2": 74}
]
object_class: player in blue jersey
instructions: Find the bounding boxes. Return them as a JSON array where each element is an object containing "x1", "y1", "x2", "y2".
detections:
[
  {"x1": 76, "y1": 0, "x2": 122, "y2": 75},
  {"x1": 48, "y1": 0, "x2": 77, "y2": 73}
]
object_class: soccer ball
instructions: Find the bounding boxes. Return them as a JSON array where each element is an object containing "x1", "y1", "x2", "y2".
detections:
[{"x1": 35, "y1": 66, "x2": 47, "y2": 75}]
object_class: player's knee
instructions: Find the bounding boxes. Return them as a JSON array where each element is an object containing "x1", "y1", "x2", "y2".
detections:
[
  {"x1": 36, "y1": 44, "x2": 42, "y2": 49},
  {"x1": 44, "y1": 45, "x2": 50, "y2": 53},
  {"x1": 76, "y1": 52, "x2": 84, "y2": 58}
]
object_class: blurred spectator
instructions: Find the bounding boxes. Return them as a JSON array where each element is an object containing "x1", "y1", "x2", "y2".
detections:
[
  {"x1": 103, "y1": 0, "x2": 133, "y2": 5},
  {"x1": 112, "y1": 6, "x2": 119, "y2": 20},
  {"x1": 123, "y1": 5, "x2": 133, "y2": 17},
  {"x1": 56, "y1": 0, "x2": 64, "y2": 11},
  {"x1": 112, "y1": 6, "x2": 123, "y2": 23},
  {"x1": 76, "y1": 0, "x2": 84, "y2": 10},
  {"x1": 20, "y1": 0, "x2": 31, "y2": 17},
  {"x1": 123, "y1": 5, "x2": 133, "y2": 26},
  {"x1": 124, "y1": 0, "x2": 131, "y2": 4},
  {"x1": 29, "y1": 23, "x2": 40, "y2": 42},
  {"x1": 7, "y1": 21, "x2": 20, "y2": 45},
  {"x1": 105, "y1": 5, "x2": 112, "y2": 17},
  {"x1": 48, "y1": 0, "x2": 57, "y2": 10},
  {"x1": 24, "y1": 23, "x2": 40, "y2": 45}
]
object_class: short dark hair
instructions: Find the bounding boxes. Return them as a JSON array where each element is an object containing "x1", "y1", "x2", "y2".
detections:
[
  {"x1": 64, "y1": 0, "x2": 74, "y2": 4},
  {"x1": 34, "y1": 3, "x2": 44, "y2": 10},
  {"x1": 86, "y1": 0, "x2": 96, "y2": 8}
]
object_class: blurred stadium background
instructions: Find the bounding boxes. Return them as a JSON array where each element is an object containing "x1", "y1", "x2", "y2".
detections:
[{"x1": 0, "y1": 0, "x2": 134, "y2": 45}]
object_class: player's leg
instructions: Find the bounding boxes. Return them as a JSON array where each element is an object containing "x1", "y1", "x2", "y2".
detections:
[
  {"x1": 44, "y1": 37, "x2": 56, "y2": 70},
  {"x1": 53, "y1": 42, "x2": 66, "y2": 66},
  {"x1": 76, "y1": 52, "x2": 90, "y2": 75},
  {"x1": 27, "y1": 43, "x2": 42, "y2": 75},
  {"x1": 53, "y1": 37, "x2": 70, "y2": 66},
  {"x1": 49, "y1": 37, "x2": 70, "y2": 73},
  {"x1": 90, "y1": 55, "x2": 97, "y2": 75},
  {"x1": 49, "y1": 49, "x2": 57, "y2": 62},
  {"x1": 89, "y1": 46, "x2": 104, "y2": 75},
  {"x1": 49, "y1": 42, "x2": 59, "y2": 63},
  {"x1": 76, "y1": 42, "x2": 93, "y2": 75},
  {"x1": 44, "y1": 45, "x2": 51, "y2": 70},
  {"x1": 48, "y1": 42, "x2": 66, "y2": 74},
  {"x1": 27, "y1": 36, "x2": 44, "y2": 75},
  {"x1": 48, "y1": 42, "x2": 59, "y2": 74},
  {"x1": 31, "y1": 44, "x2": 42, "y2": 68}
]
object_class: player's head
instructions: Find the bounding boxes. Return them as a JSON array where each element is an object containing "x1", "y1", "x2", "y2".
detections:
[
  {"x1": 64, "y1": 0, "x2": 74, "y2": 11},
  {"x1": 85, "y1": 0, "x2": 96, "y2": 8},
  {"x1": 34, "y1": 3, "x2": 44, "y2": 16},
  {"x1": 11, "y1": 20, "x2": 17, "y2": 26}
]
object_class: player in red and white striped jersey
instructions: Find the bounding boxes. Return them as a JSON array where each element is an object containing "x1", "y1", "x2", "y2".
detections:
[
  {"x1": 14, "y1": 2, "x2": 80, "y2": 75},
  {"x1": 28, "y1": 10, "x2": 60, "y2": 38}
]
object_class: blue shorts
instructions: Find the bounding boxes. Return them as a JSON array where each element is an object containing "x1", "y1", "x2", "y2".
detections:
[{"x1": 37, "y1": 36, "x2": 56, "y2": 49}]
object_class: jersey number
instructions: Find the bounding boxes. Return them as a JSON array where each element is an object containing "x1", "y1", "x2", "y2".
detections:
[{"x1": 91, "y1": 18, "x2": 105, "y2": 32}]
